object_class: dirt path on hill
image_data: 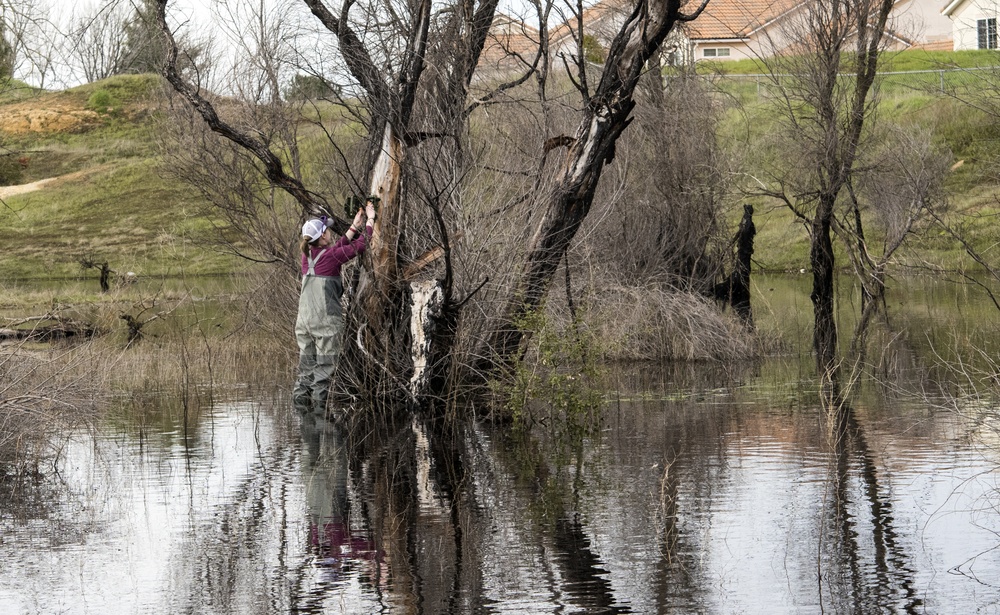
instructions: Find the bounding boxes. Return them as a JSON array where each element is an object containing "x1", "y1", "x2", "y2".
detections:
[{"x1": 0, "y1": 169, "x2": 98, "y2": 200}]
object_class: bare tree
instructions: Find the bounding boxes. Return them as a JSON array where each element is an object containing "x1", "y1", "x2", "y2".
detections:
[
  {"x1": 752, "y1": 0, "x2": 898, "y2": 396},
  {"x1": 584, "y1": 69, "x2": 734, "y2": 289},
  {"x1": 479, "y1": 0, "x2": 709, "y2": 377},
  {"x1": 153, "y1": 0, "x2": 706, "y2": 414},
  {"x1": 1, "y1": 0, "x2": 61, "y2": 87},
  {"x1": 69, "y1": 2, "x2": 132, "y2": 82}
]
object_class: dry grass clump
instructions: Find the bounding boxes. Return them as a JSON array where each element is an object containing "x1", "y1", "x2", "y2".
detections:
[
  {"x1": 583, "y1": 284, "x2": 760, "y2": 362},
  {"x1": 56, "y1": 327, "x2": 295, "y2": 405}
]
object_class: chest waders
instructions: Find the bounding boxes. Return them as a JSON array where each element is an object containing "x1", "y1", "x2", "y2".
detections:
[{"x1": 293, "y1": 247, "x2": 346, "y2": 416}]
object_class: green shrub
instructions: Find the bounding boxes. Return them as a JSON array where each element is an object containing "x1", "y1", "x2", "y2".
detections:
[
  {"x1": 500, "y1": 308, "x2": 603, "y2": 434},
  {"x1": 582, "y1": 35, "x2": 606, "y2": 64},
  {"x1": 86, "y1": 89, "x2": 119, "y2": 114}
]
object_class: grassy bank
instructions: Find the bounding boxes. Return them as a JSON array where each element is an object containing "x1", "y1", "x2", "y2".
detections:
[
  {"x1": 0, "y1": 75, "x2": 241, "y2": 281},
  {"x1": 2, "y1": 58, "x2": 1000, "y2": 281}
]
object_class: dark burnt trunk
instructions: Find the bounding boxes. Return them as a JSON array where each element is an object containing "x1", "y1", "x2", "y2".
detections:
[
  {"x1": 480, "y1": 0, "x2": 689, "y2": 376},
  {"x1": 811, "y1": 195, "x2": 838, "y2": 391},
  {"x1": 712, "y1": 205, "x2": 755, "y2": 327},
  {"x1": 730, "y1": 204, "x2": 755, "y2": 327}
]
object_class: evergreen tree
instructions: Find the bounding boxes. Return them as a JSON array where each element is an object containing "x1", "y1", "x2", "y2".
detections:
[{"x1": 0, "y1": 24, "x2": 14, "y2": 79}]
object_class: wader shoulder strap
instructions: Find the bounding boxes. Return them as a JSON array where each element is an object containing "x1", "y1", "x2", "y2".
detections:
[{"x1": 305, "y1": 247, "x2": 331, "y2": 277}]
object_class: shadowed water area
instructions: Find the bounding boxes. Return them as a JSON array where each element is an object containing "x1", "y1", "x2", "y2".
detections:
[{"x1": 2, "y1": 275, "x2": 1000, "y2": 613}]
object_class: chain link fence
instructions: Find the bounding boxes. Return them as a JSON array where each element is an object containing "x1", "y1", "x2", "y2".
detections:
[{"x1": 693, "y1": 67, "x2": 1000, "y2": 103}]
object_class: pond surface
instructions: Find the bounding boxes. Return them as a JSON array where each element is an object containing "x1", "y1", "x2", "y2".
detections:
[{"x1": 2, "y1": 275, "x2": 1000, "y2": 614}]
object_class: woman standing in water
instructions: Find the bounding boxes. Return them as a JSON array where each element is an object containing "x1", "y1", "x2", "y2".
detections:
[{"x1": 293, "y1": 198, "x2": 376, "y2": 415}]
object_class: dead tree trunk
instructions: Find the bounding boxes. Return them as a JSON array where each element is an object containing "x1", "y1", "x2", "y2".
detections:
[
  {"x1": 480, "y1": 0, "x2": 705, "y2": 375},
  {"x1": 811, "y1": 195, "x2": 838, "y2": 378},
  {"x1": 730, "y1": 204, "x2": 755, "y2": 326}
]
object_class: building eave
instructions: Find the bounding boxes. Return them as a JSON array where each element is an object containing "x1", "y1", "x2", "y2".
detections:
[{"x1": 941, "y1": 0, "x2": 966, "y2": 17}]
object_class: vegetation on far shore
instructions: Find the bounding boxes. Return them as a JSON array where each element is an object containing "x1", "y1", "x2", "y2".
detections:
[
  {"x1": 0, "y1": 75, "x2": 241, "y2": 282},
  {"x1": 0, "y1": 50, "x2": 999, "y2": 284}
]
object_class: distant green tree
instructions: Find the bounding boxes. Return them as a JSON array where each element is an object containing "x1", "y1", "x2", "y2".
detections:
[
  {"x1": 121, "y1": 0, "x2": 204, "y2": 76},
  {"x1": 582, "y1": 34, "x2": 606, "y2": 64},
  {"x1": 285, "y1": 74, "x2": 341, "y2": 101},
  {"x1": 0, "y1": 25, "x2": 14, "y2": 79}
]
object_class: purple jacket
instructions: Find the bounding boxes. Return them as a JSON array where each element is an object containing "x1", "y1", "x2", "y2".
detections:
[{"x1": 301, "y1": 226, "x2": 371, "y2": 277}]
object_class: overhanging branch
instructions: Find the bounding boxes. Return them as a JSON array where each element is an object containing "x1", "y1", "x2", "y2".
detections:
[{"x1": 154, "y1": 0, "x2": 332, "y2": 218}]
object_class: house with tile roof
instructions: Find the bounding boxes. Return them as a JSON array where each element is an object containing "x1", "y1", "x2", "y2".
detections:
[
  {"x1": 477, "y1": 13, "x2": 543, "y2": 82},
  {"x1": 942, "y1": 0, "x2": 1000, "y2": 50},
  {"x1": 476, "y1": 0, "x2": 954, "y2": 79},
  {"x1": 678, "y1": 0, "x2": 952, "y2": 61}
]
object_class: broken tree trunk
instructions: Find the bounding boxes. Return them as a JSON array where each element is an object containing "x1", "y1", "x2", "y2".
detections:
[
  {"x1": 479, "y1": 0, "x2": 698, "y2": 376},
  {"x1": 714, "y1": 204, "x2": 755, "y2": 327}
]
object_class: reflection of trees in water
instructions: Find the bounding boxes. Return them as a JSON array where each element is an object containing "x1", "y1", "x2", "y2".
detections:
[
  {"x1": 337, "y1": 408, "x2": 655, "y2": 613},
  {"x1": 162, "y1": 354, "x2": 933, "y2": 614},
  {"x1": 169, "y1": 433, "x2": 301, "y2": 614},
  {"x1": 819, "y1": 404, "x2": 923, "y2": 614}
]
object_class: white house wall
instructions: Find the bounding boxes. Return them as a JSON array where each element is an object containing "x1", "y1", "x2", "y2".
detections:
[
  {"x1": 691, "y1": 41, "x2": 757, "y2": 61},
  {"x1": 948, "y1": 0, "x2": 1000, "y2": 49}
]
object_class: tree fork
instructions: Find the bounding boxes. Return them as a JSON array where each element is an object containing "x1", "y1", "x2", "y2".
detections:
[{"x1": 479, "y1": 0, "x2": 692, "y2": 375}]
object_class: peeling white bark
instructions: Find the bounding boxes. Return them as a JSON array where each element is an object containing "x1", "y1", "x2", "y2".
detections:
[
  {"x1": 409, "y1": 279, "x2": 444, "y2": 397},
  {"x1": 369, "y1": 123, "x2": 397, "y2": 200}
]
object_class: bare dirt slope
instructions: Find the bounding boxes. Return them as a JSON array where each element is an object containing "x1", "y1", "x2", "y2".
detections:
[
  {"x1": 0, "y1": 170, "x2": 94, "y2": 199},
  {"x1": 0, "y1": 98, "x2": 100, "y2": 135}
]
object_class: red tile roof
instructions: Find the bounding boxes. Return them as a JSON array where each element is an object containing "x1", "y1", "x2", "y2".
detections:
[
  {"x1": 684, "y1": 0, "x2": 802, "y2": 40},
  {"x1": 478, "y1": 13, "x2": 542, "y2": 74}
]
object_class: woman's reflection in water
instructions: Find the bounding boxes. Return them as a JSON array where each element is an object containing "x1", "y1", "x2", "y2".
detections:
[{"x1": 298, "y1": 414, "x2": 384, "y2": 604}]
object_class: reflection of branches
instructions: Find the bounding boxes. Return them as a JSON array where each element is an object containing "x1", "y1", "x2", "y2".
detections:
[
  {"x1": 825, "y1": 405, "x2": 923, "y2": 613},
  {"x1": 170, "y1": 433, "x2": 302, "y2": 614}
]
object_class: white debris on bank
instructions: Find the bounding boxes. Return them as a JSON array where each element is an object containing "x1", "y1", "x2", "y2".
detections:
[{"x1": 409, "y1": 279, "x2": 443, "y2": 398}]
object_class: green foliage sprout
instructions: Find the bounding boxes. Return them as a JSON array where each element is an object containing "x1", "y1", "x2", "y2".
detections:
[
  {"x1": 502, "y1": 308, "x2": 603, "y2": 435},
  {"x1": 582, "y1": 35, "x2": 606, "y2": 65}
]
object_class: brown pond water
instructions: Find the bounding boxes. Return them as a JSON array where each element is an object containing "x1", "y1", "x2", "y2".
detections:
[{"x1": 2, "y1": 274, "x2": 1000, "y2": 613}]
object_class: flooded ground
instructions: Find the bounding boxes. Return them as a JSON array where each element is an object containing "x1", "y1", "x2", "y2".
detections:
[{"x1": 2, "y1": 275, "x2": 1000, "y2": 613}]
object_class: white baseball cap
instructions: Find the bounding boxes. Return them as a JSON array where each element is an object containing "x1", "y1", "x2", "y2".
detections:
[{"x1": 302, "y1": 218, "x2": 327, "y2": 241}]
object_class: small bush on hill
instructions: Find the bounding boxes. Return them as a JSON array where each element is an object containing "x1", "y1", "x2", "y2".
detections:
[{"x1": 86, "y1": 88, "x2": 119, "y2": 115}]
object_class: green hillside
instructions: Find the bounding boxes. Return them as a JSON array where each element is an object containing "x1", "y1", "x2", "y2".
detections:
[
  {"x1": 1, "y1": 58, "x2": 999, "y2": 282},
  {"x1": 707, "y1": 51, "x2": 1000, "y2": 273},
  {"x1": 0, "y1": 75, "x2": 239, "y2": 281}
]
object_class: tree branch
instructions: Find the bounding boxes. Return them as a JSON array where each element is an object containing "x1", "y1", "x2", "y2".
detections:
[{"x1": 154, "y1": 0, "x2": 332, "y2": 218}]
